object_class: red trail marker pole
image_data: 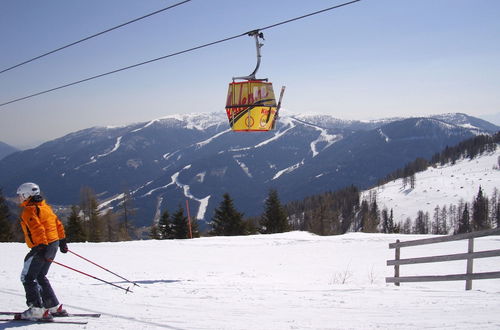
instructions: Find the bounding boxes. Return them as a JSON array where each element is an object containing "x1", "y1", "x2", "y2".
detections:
[{"x1": 186, "y1": 199, "x2": 193, "y2": 239}]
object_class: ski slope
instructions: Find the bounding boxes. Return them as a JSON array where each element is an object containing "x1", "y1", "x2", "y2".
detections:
[
  {"x1": 363, "y1": 149, "x2": 500, "y2": 228},
  {"x1": 1, "y1": 232, "x2": 499, "y2": 329}
]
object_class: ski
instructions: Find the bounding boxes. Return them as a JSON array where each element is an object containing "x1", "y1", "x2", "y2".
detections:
[
  {"x1": 0, "y1": 317, "x2": 88, "y2": 325},
  {"x1": 0, "y1": 311, "x2": 101, "y2": 318},
  {"x1": 56, "y1": 312, "x2": 101, "y2": 318}
]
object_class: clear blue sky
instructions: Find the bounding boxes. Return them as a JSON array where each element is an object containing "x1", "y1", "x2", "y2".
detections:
[{"x1": 1, "y1": 0, "x2": 499, "y2": 148}]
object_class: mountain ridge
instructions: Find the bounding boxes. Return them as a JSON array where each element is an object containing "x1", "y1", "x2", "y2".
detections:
[{"x1": 0, "y1": 112, "x2": 497, "y2": 227}]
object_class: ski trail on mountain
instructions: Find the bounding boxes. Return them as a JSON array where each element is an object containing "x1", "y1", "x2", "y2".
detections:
[{"x1": 229, "y1": 117, "x2": 296, "y2": 152}]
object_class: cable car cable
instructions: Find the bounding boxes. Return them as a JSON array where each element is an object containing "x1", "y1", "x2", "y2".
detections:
[
  {"x1": 259, "y1": 0, "x2": 360, "y2": 32},
  {"x1": 0, "y1": 0, "x2": 361, "y2": 109},
  {"x1": 0, "y1": 0, "x2": 192, "y2": 75}
]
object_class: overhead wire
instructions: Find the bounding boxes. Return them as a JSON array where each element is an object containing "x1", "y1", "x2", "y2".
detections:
[
  {"x1": 0, "y1": 0, "x2": 361, "y2": 109},
  {"x1": 0, "y1": 0, "x2": 192, "y2": 75}
]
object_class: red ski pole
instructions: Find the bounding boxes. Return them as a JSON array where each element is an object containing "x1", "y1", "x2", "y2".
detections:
[
  {"x1": 68, "y1": 249, "x2": 140, "y2": 287},
  {"x1": 48, "y1": 259, "x2": 132, "y2": 293}
]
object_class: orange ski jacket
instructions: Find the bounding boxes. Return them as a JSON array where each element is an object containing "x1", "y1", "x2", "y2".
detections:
[{"x1": 20, "y1": 197, "x2": 66, "y2": 248}]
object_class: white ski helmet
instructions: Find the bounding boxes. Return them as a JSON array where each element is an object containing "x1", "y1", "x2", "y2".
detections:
[{"x1": 17, "y1": 182, "x2": 40, "y2": 201}]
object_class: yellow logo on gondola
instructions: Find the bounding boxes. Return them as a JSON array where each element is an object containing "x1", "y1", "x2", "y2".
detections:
[{"x1": 225, "y1": 81, "x2": 277, "y2": 131}]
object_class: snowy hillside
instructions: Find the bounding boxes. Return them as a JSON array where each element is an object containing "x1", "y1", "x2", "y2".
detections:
[
  {"x1": 1, "y1": 232, "x2": 499, "y2": 329},
  {"x1": 363, "y1": 148, "x2": 500, "y2": 228}
]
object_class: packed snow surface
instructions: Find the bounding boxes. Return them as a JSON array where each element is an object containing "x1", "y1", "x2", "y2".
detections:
[
  {"x1": 1, "y1": 232, "x2": 499, "y2": 329},
  {"x1": 364, "y1": 149, "x2": 500, "y2": 226}
]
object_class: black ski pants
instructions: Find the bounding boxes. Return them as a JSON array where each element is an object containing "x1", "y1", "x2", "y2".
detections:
[{"x1": 21, "y1": 240, "x2": 60, "y2": 308}]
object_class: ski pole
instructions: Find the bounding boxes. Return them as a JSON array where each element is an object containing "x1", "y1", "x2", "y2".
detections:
[
  {"x1": 48, "y1": 259, "x2": 132, "y2": 294},
  {"x1": 68, "y1": 249, "x2": 140, "y2": 287}
]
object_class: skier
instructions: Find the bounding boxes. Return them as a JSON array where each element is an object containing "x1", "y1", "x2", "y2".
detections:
[{"x1": 16, "y1": 182, "x2": 69, "y2": 320}]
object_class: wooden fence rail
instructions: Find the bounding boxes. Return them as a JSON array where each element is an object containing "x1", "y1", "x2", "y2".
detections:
[{"x1": 386, "y1": 227, "x2": 500, "y2": 290}]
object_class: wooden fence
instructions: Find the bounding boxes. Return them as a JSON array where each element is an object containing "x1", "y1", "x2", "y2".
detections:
[{"x1": 386, "y1": 228, "x2": 500, "y2": 290}]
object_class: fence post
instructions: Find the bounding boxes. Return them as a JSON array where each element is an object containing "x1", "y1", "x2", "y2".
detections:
[
  {"x1": 394, "y1": 239, "x2": 400, "y2": 286},
  {"x1": 466, "y1": 238, "x2": 474, "y2": 290}
]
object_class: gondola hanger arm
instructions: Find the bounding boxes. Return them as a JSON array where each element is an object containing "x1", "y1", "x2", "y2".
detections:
[{"x1": 232, "y1": 30, "x2": 267, "y2": 82}]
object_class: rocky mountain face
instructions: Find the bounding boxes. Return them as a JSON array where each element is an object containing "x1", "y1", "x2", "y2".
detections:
[{"x1": 0, "y1": 112, "x2": 497, "y2": 227}]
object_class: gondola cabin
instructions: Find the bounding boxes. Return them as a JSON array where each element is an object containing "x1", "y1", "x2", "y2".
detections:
[{"x1": 225, "y1": 80, "x2": 277, "y2": 131}]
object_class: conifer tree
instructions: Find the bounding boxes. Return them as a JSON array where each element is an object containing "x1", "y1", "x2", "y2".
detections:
[
  {"x1": 66, "y1": 205, "x2": 87, "y2": 242},
  {"x1": 0, "y1": 189, "x2": 13, "y2": 242},
  {"x1": 158, "y1": 209, "x2": 173, "y2": 239},
  {"x1": 119, "y1": 189, "x2": 136, "y2": 240},
  {"x1": 388, "y1": 209, "x2": 395, "y2": 233},
  {"x1": 402, "y1": 217, "x2": 412, "y2": 234},
  {"x1": 171, "y1": 205, "x2": 189, "y2": 239},
  {"x1": 381, "y1": 208, "x2": 389, "y2": 234},
  {"x1": 354, "y1": 199, "x2": 370, "y2": 232},
  {"x1": 414, "y1": 211, "x2": 428, "y2": 234},
  {"x1": 244, "y1": 217, "x2": 259, "y2": 235},
  {"x1": 457, "y1": 203, "x2": 471, "y2": 234},
  {"x1": 432, "y1": 206, "x2": 440, "y2": 234},
  {"x1": 490, "y1": 188, "x2": 499, "y2": 228},
  {"x1": 365, "y1": 199, "x2": 380, "y2": 233},
  {"x1": 260, "y1": 189, "x2": 289, "y2": 234},
  {"x1": 410, "y1": 173, "x2": 416, "y2": 189},
  {"x1": 440, "y1": 206, "x2": 449, "y2": 234},
  {"x1": 80, "y1": 187, "x2": 102, "y2": 242},
  {"x1": 472, "y1": 186, "x2": 489, "y2": 231},
  {"x1": 190, "y1": 218, "x2": 200, "y2": 238},
  {"x1": 496, "y1": 203, "x2": 500, "y2": 229},
  {"x1": 210, "y1": 193, "x2": 245, "y2": 236}
]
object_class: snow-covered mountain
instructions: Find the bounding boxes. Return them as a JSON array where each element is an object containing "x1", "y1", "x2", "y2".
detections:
[
  {"x1": 0, "y1": 112, "x2": 497, "y2": 227},
  {"x1": 362, "y1": 147, "x2": 500, "y2": 229}
]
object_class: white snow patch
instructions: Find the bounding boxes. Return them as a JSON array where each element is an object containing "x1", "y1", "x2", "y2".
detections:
[
  {"x1": 171, "y1": 165, "x2": 211, "y2": 219},
  {"x1": 233, "y1": 156, "x2": 253, "y2": 178},
  {"x1": 378, "y1": 128, "x2": 390, "y2": 142},
  {"x1": 229, "y1": 117, "x2": 296, "y2": 152},
  {"x1": 98, "y1": 193, "x2": 125, "y2": 210},
  {"x1": 195, "y1": 171, "x2": 206, "y2": 183},
  {"x1": 142, "y1": 172, "x2": 179, "y2": 197},
  {"x1": 196, "y1": 129, "x2": 231, "y2": 148},
  {"x1": 272, "y1": 159, "x2": 305, "y2": 180},
  {"x1": 1, "y1": 232, "x2": 500, "y2": 329},
  {"x1": 296, "y1": 119, "x2": 341, "y2": 157},
  {"x1": 131, "y1": 119, "x2": 159, "y2": 133},
  {"x1": 96, "y1": 136, "x2": 122, "y2": 159},
  {"x1": 75, "y1": 136, "x2": 123, "y2": 169}
]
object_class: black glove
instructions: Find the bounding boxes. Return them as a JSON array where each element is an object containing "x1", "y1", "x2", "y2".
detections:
[
  {"x1": 59, "y1": 239, "x2": 68, "y2": 253},
  {"x1": 35, "y1": 244, "x2": 48, "y2": 257}
]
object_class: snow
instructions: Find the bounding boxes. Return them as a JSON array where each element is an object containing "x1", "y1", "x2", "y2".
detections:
[
  {"x1": 98, "y1": 193, "x2": 125, "y2": 210},
  {"x1": 96, "y1": 136, "x2": 122, "y2": 159},
  {"x1": 363, "y1": 149, "x2": 500, "y2": 225},
  {"x1": 229, "y1": 117, "x2": 296, "y2": 152},
  {"x1": 195, "y1": 129, "x2": 231, "y2": 149},
  {"x1": 295, "y1": 119, "x2": 341, "y2": 157},
  {"x1": 169, "y1": 165, "x2": 211, "y2": 220},
  {"x1": 272, "y1": 159, "x2": 305, "y2": 180},
  {"x1": 378, "y1": 128, "x2": 390, "y2": 143},
  {"x1": 74, "y1": 136, "x2": 124, "y2": 170},
  {"x1": 233, "y1": 156, "x2": 253, "y2": 178},
  {"x1": 131, "y1": 119, "x2": 159, "y2": 133},
  {"x1": 1, "y1": 231, "x2": 500, "y2": 329}
]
